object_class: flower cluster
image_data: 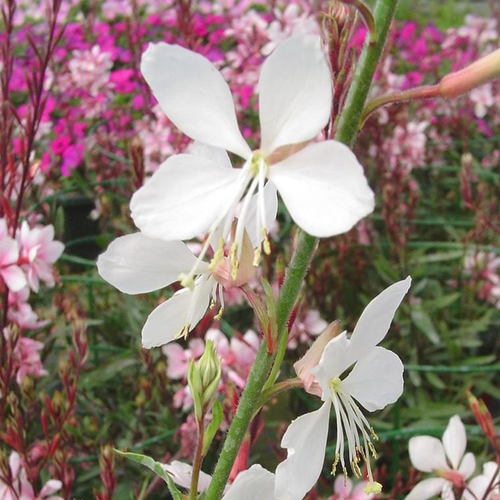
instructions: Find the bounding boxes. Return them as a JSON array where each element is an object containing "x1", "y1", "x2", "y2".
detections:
[{"x1": 464, "y1": 252, "x2": 500, "y2": 309}]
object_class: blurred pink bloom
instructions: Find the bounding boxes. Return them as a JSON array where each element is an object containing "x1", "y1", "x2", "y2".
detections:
[
  {"x1": 331, "y1": 476, "x2": 375, "y2": 500},
  {"x1": 464, "y1": 252, "x2": 500, "y2": 309},
  {"x1": 8, "y1": 287, "x2": 49, "y2": 330},
  {"x1": 162, "y1": 338, "x2": 205, "y2": 380},
  {"x1": 0, "y1": 452, "x2": 63, "y2": 500},
  {"x1": 469, "y1": 84, "x2": 495, "y2": 118},
  {"x1": 69, "y1": 45, "x2": 113, "y2": 96},
  {"x1": 386, "y1": 121, "x2": 428, "y2": 173},
  {"x1": 18, "y1": 222, "x2": 64, "y2": 293}
]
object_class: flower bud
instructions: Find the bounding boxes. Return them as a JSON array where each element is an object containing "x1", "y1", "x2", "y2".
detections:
[{"x1": 188, "y1": 340, "x2": 221, "y2": 420}]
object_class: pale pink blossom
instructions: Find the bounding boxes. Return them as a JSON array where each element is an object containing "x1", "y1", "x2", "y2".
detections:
[
  {"x1": 68, "y1": 45, "x2": 113, "y2": 96},
  {"x1": 0, "y1": 220, "x2": 26, "y2": 293},
  {"x1": 464, "y1": 252, "x2": 500, "y2": 309},
  {"x1": 5, "y1": 330, "x2": 48, "y2": 384},
  {"x1": 331, "y1": 476, "x2": 375, "y2": 500},
  {"x1": 18, "y1": 221, "x2": 64, "y2": 293},
  {"x1": 7, "y1": 288, "x2": 48, "y2": 330},
  {"x1": 469, "y1": 84, "x2": 495, "y2": 118},
  {"x1": 163, "y1": 338, "x2": 205, "y2": 380},
  {"x1": 0, "y1": 452, "x2": 63, "y2": 500},
  {"x1": 385, "y1": 121, "x2": 428, "y2": 173}
]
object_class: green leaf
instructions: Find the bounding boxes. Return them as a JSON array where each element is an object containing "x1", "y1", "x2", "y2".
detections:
[
  {"x1": 411, "y1": 307, "x2": 440, "y2": 344},
  {"x1": 203, "y1": 399, "x2": 223, "y2": 456},
  {"x1": 114, "y1": 450, "x2": 182, "y2": 500}
]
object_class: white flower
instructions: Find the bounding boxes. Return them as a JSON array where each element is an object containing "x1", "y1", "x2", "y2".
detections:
[
  {"x1": 163, "y1": 461, "x2": 277, "y2": 499},
  {"x1": 464, "y1": 462, "x2": 499, "y2": 500},
  {"x1": 97, "y1": 227, "x2": 256, "y2": 348},
  {"x1": 131, "y1": 35, "x2": 374, "y2": 273},
  {"x1": 406, "y1": 415, "x2": 476, "y2": 500},
  {"x1": 275, "y1": 277, "x2": 411, "y2": 500}
]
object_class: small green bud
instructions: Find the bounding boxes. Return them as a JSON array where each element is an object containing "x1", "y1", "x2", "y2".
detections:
[{"x1": 187, "y1": 341, "x2": 222, "y2": 420}]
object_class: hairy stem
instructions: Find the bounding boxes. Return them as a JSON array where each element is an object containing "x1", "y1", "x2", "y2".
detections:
[
  {"x1": 189, "y1": 418, "x2": 205, "y2": 500},
  {"x1": 204, "y1": 1, "x2": 399, "y2": 498}
]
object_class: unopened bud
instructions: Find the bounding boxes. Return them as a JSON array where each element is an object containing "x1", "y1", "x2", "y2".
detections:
[
  {"x1": 439, "y1": 48, "x2": 500, "y2": 98},
  {"x1": 187, "y1": 340, "x2": 222, "y2": 420}
]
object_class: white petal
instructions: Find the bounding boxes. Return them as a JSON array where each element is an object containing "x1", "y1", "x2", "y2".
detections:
[
  {"x1": 162, "y1": 461, "x2": 212, "y2": 492},
  {"x1": 97, "y1": 234, "x2": 201, "y2": 294},
  {"x1": 464, "y1": 476, "x2": 489, "y2": 500},
  {"x1": 349, "y1": 277, "x2": 411, "y2": 359},
  {"x1": 259, "y1": 35, "x2": 332, "y2": 154},
  {"x1": 458, "y1": 452, "x2": 475, "y2": 479},
  {"x1": 275, "y1": 401, "x2": 330, "y2": 500},
  {"x1": 141, "y1": 279, "x2": 212, "y2": 349},
  {"x1": 342, "y1": 347, "x2": 404, "y2": 411},
  {"x1": 409, "y1": 436, "x2": 448, "y2": 473},
  {"x1": 405, "y1": 478, "x2": 448, "y2": 500},
  {"x1": 245, "y1": 181, "x2": 278, "y2": 248},
  {"x1": 311, "y1": 332, "x2": 358, "y2": 399},
  {"x1": 269, "y1": 141, "x2": 374, "y2": 237},
  {"x1": 189, "y1": 141, "x2": 233, "y2": 169},
  {"x1": 141, "y1": 43, "x2": 251, "y2": 159},
  {"x1": 442, "y1": 415, "x2": 466, "y2": 470},
  {"x1": 131, "y1": 154, "x2": 241, "y2": 241},
  {"x1": 224, "y1": 465, "x2": 275, "y2": 500}
]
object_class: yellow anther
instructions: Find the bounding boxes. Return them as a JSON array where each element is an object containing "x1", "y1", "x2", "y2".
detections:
[
  {"x1": 370, "y1": 427, "x2": 379, "y2": 441},
  {"x1": 175, "y1": 324, "x2": 190, "y2": 340},
  {"x1": 357, "y1": 446, "x2": 367, "y2": 461},
  {"x1": 214, "y1": 307, "x2": 224, "y2": 321},
  {"x1": 351, "y1": 460, "x2": 362, "y2": 478},
  {"x1": 369, "y1": 442, "x2": 378, "y2": 459},
  {"x1": 179, "y1": 273, "x2": 195, "y2": 290},
  {"x1": 253, "y1": 247, "x2": 261, "y2": 267},
  {"x1": 342, "y1": 467, "x2": 348, "y2": 485},
  {"x1": 230, "y1": 242, "x2": 238, "y2": 279},
  {"x1": 208, "y1": 238, "x2": 225, "y2": 271},
  {"x1": 364, "y1": 482, "x2": 383, "y2": 495},
  {"x1": 209, "y1": 299, "x2": 216, "y2": 309},
  {"x1": 263, "y1": 228, "x2": 271, "y2": 255},
  {"x1": 250, "y1": 151, "x2": 265, "y2": 176},
  {"x1": 331, "y1": 453, "x2": 340, "y2": 475}
]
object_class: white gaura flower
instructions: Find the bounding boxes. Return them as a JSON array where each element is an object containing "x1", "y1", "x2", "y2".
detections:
[
  {"x1": 132, "y1": 34, "x2": 374, "y2": 276},
  {"x1": 463, "y1": 462, "x2": 499, "y2": 500},
  {"x1": 163, "y1": 461, "x2": 277, "y2": 499},
  {"x1": 406, "y1": 415, "x2": 476, "y2": 500},
  {"x1": 96, "y1": 228, "x2": 255, "y2": 348},
  {"x1": 275, "y1": 277, "x2": 411, "y2": 500}
]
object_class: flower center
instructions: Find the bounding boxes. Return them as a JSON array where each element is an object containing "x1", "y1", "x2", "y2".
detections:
[{"x1": 328, "y1": 376, "x2": 381, "y2": 493}]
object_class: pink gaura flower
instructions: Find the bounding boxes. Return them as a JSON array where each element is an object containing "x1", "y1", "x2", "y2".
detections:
[
  {"x1": 0, "y1": 219, "x2": 27, "y2": 293},
  {"x1": 163, "y1": 338, "x2": 205, "y2": 380},
  {"x1": 0, "y1": 452, "x2": 63, "y2": 500},
  {"x1": 18, "y1": 222, "x2": 64, "y2": 293}
]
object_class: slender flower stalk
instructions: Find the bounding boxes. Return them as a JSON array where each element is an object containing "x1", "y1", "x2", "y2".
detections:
[{"x1": 204, "y1": 1, "x2": 400, "y2": 498}]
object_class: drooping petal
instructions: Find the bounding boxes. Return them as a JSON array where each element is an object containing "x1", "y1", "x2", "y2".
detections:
[
  {"x1": 275, "y1": 401, "x2": 331, "y2": 500},
  {"x1": 0, "y1": 237, "x2": 19, "y2": 266},
  {"x1": 141, "y1": 278, "x2": 212, "y2": 349},
  {"x1": 458, "y1": 452, "x2": 476, "y2": 479},
  {"x1": 259, "y1": 35, "x2": 332, "y2": 154},
  {"x1": 130, "y1": 154, "x2": 241, "y2": 241},
  {"x1": 442, "y1": 415, "x2": 466, "y2": 470},
  {"x1": 349, "y1": 277, "x2": 411, "y2": 360},
  {"x1": 269, "y1": 141, "x2": 374, "y2": 237},
  {"x1": 245, "y1": 181, "x2": 278, "y2": 248},
  {"x1": 97, "y1": 233, "x2": 202, "y2": 294},
  {"x1": 162, "y1": 460, "x2": 212, "y2": 492},
  {"x1": 463, "y1": 476, "x2": 490, "y2": 500},
  {"x1": 408, "y1": 436, "x2": 448, "y2": 473},
  {"x1": 224, "y1": 465, "x2": 275, "y2": 500},
  {"x1": 342, "y1": 347, "x2": 404, "y2": 412},
  {"x1": 405, "y1": 478, "x2": 448, "y2": 500},
  {"x1": 39, "y1": 480, "x2": 63, "y2": 498},
  {"x1": 141, "y1": 43, "x2": 251, "y2": 159},
  {"x1": 1, "y1": 265, "x2": 27, "y2": 292},
  {"x1": 189, "y1": 141, "x2": 233, "y2": 169}
]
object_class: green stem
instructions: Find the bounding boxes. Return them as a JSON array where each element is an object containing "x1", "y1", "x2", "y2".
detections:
[{"x1": 204, "y1": 1, "x2": 399, "y2": 498}]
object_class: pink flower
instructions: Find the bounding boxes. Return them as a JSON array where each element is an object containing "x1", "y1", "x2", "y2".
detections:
[
  {"x1": 0, "y1": 220, "x2": 27, "y2": 293},
  {"x1": 469, "y1": 84, "x2": 495, "y2": 118},
  {"x1": 69, "y1": 45, "x2": 113, "y2": 96},
  {"x1": 0, "y1": 452, "x2": 63, "y2": 500},
  {"x1": 18, "y1": 222, "x2": 64, "y2": 293},
  {"x1": 8, "y1": 288, "x2": 48, "y2": 330},
  {"x1": 331, "y1": 476, "x2": 375, "y2": 500},
  {"x1": 162, "y1": 338, "x2": 205, "y2": 380}
]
